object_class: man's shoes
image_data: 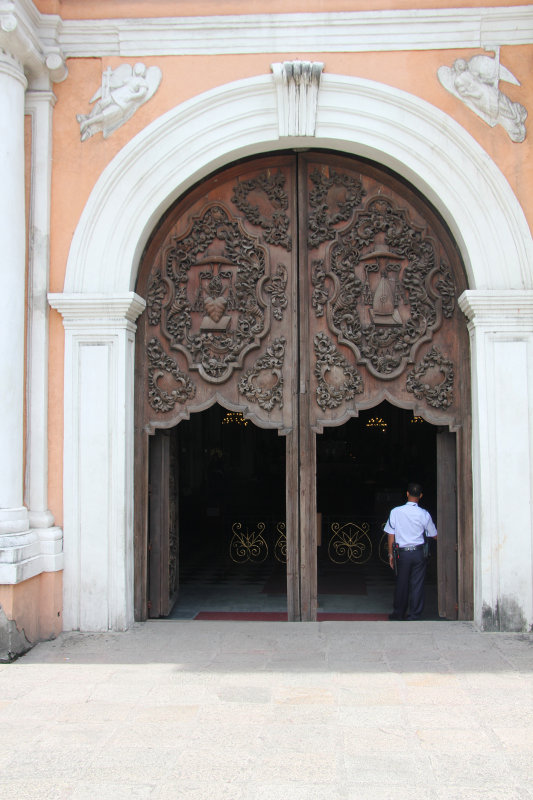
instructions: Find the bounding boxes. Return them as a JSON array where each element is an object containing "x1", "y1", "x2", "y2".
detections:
[{"x1": 388, "y1": 613, "x2": 402, "y2": 621}]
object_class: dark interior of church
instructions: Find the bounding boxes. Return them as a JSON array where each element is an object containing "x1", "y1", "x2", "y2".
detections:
[{"x1": 153, "y1": 401, "x2": 439, "y2": 620}]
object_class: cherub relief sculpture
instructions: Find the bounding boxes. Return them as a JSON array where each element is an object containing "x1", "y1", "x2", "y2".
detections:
[
  {"x1": 438, "y1": 49, "x2": 527, "y2": 143},
  {"x1": 77, "y1": 63, "x2": 162, "y2": 141}
]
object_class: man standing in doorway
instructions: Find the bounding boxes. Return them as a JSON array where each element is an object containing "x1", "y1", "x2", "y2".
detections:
[{"x1": 385, "y1": 482, "x2": 437, "y2": 621}]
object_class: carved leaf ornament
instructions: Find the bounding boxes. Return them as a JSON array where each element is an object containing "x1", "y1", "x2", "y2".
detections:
[
  {"x1": 147, "y1": 337, "x2": 196, "y2": 412},
  {"x1": 232, "y1": 172, "x2": 292, "y2": 251},
  {"x1": 406, "y1": 346, "x2": 454, "y2": 409}
]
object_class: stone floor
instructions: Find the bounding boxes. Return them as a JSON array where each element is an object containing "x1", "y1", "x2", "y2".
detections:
[
  {"x1": 167, "y1": 558, "x2": 438, "y2": 619},
  {"x1": 1, "y1": 620, "x2": 532, "y2": 799}
]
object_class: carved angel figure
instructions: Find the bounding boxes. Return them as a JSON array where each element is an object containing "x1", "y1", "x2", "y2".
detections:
[
  {"x1": 76, "y1": 63, "x2": 162, "y2": 141},
  {"x1": 438, "y1": 51, "x2": 527, "y2": 142}
]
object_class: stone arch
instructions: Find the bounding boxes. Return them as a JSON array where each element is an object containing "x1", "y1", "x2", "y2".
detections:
[
  {"x1": 52, "y1": 71, "x2": 533, "y2": 632},
  {"x1": 64, "y1": 72, "x2": 533, "y2": 295}
]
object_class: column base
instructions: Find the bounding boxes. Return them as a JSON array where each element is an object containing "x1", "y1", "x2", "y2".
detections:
[
  {"x1": 0, "y1": 506, "x2": 29, "y2": 534},
  {"x1": 0, "y1": 527, "x2": 63, "y2": 583},
  {"x1": 29, "y1": 509, "x2": 55, "y2": 529}
]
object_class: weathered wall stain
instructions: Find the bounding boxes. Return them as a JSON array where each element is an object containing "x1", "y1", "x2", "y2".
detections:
[{"x1": 482, "y1": 596, "x2": 528, "y2": 632}]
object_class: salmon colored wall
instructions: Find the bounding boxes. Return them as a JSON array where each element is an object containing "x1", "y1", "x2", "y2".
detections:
[
  {"x1": 0, "y1": 572, "x2": 63, "y2": 644},
  {"x1": 46, "y1": 41, "x2": 533, "y2": 528},
  {"x1": 35, "y1": 0, "x2": 533, "y2": 19}
]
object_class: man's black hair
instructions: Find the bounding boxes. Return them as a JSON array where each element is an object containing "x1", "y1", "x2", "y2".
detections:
[{"x1": 407, "y1": 481, "x2": 423, "y2": 498}]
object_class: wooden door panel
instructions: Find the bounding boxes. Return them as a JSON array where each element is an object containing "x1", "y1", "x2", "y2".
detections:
[
  {"x1": 148, "y1": 431, "x2": 170, "y2": 618},
  {"x1": 437, "y1": 429, "x2": 458, "y2": 620},
  {"x1": 299, "y1": 153, "x2": 468, "y2": 434},
  {"x1": 138, "y1": 155, "x2": 299, "y2": 436}
]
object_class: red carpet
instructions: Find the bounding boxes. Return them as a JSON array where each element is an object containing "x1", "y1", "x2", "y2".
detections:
[{"x1": 194, "y1": 611, "x2": 388, "y2": 621}]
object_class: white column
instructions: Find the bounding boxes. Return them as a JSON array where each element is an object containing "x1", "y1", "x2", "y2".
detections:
[
  {"x1": 0, "y1": 50, "x2": 30, "y2": 539},
  {"x1": 459, "y1": 290, "x2": 533, "y2": 632},
  {"x1": 48, "y1": 293, "x2": 146, "y2": 631},
  {"x1": 25, "y1": 89, "x2": 57, "y2": 529}
]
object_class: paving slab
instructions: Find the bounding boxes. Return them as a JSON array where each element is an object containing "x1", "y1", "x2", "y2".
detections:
[{"x1": 1, "y1": 621, "x2": 532, "y2": 799}]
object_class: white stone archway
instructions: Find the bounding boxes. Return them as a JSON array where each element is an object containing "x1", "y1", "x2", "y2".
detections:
[{"x1": 50, "y1": 71, "x2": 533, "y2": 632}]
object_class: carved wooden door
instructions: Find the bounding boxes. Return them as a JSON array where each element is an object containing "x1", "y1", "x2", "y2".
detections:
[
  {"x1": 148, "y1": 430, "x2": 179, "y2": 617},
  {"x1": 135, "y1": 152, "x2": 471, "y2": 621}
]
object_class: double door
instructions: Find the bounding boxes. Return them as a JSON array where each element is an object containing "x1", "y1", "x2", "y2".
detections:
[{"x1": 135, "y1": 152, "x2": 470, "y2": 621}]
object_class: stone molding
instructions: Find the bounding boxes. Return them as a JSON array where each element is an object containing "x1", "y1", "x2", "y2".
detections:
[
  {"x1": 272, "y1": 61, "x2": 323, "y2": 137},
  {"x1": 48, "y1": 293, "x2": 147, "y2": 326},
  {"x1": 0, "y1": 47, "x2": 26, "y2": 86},
  {"x1": 0, "y1": 1, "x2": 66, "y2": 86},
  {"x1": 52, "y1": 7, "x2": 533, "y2": 57},
  {"x1": 2, "y1": 2, "x2": 532, "y2": 85},
  {"x1": 0, "y1": 527, "x2": 63, "y2": 583},
  {"x1": 459, "y1": 289, "x2": 533, "y2": 327}
]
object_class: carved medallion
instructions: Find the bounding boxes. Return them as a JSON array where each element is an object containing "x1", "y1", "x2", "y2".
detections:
[
  {"x1": 314, "y1": 333, "x2": 363, "y2": 411},
  {"x1": 307, "y1": 168, "x2": 366, "y2": 248},
  {"x1": 406, "y1": 346, "x2": 454, "y2": 409},
  {"x1": 160, "y1": 204, "x2": 270, "y2": 384},
  {"x1": 238, "y1": 337, "x2": 286, "y2": 411},
  {"x1": 323, "y1": 196, "x2": 456, "y2": 380},
  {"x1": 232, "y1": 172, "x2": 292, "y2": 251},
  {"x1": 147, "y1": 337, "x2": 196, "y2": 412}
]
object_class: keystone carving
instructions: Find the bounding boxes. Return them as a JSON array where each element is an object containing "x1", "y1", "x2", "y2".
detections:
[{"x1": 271, "y1": 60, "x2": 324, "y2": 137}]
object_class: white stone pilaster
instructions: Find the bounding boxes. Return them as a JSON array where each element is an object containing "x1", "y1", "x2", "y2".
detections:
[
  {"x1": 25, "y1": 89, "x2": 56, "y2": 531},
  {"x1": 459, "y1": 290, "x2": 533, "y2": 632},
  {"x1": 0, "y1": 49, "x2": 29, "y2": 542},
  {"x1": 48, "y1": 293, "x2": 146, "y2": 631}
]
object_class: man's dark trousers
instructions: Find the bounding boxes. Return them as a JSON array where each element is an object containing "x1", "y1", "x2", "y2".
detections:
[{"x1": 392, "y1": 548, "x2": 427, "y2": 620}]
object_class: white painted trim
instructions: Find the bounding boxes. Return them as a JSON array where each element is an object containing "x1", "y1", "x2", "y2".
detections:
[
  {"x1": 460, "y1": 289, "x2": 533, "y2": 631},
  {"x1": 48, "y1": 293, "x2": 144, "y2": 631},
  {"x1": 54, "y1": 7, "x2": 533, "y2": 57},
  {"x1": 5, "y1": 3, "x2": 533, "y2": 85},
  {"x1": 64, "y1": 72, "x2": 533, "y2": 296}
]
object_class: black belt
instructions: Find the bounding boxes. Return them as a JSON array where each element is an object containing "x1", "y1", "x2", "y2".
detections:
[{"x1": 399, "y1": 544, "x2": 424, "y2": 551}]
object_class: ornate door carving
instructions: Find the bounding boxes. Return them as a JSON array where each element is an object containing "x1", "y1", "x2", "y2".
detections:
[{"x1": 135, "y1": 152, "x2": 470, "y2": 621}]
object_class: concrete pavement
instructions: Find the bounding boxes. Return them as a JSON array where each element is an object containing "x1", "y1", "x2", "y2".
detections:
[{"x1": 1, "y1": 620, "x2": 532, "y2": 799}]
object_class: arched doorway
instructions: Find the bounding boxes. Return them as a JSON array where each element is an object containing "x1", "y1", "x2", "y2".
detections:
[{"x1": 134, "y1": 150, "x2": 470, "y2": 621}]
